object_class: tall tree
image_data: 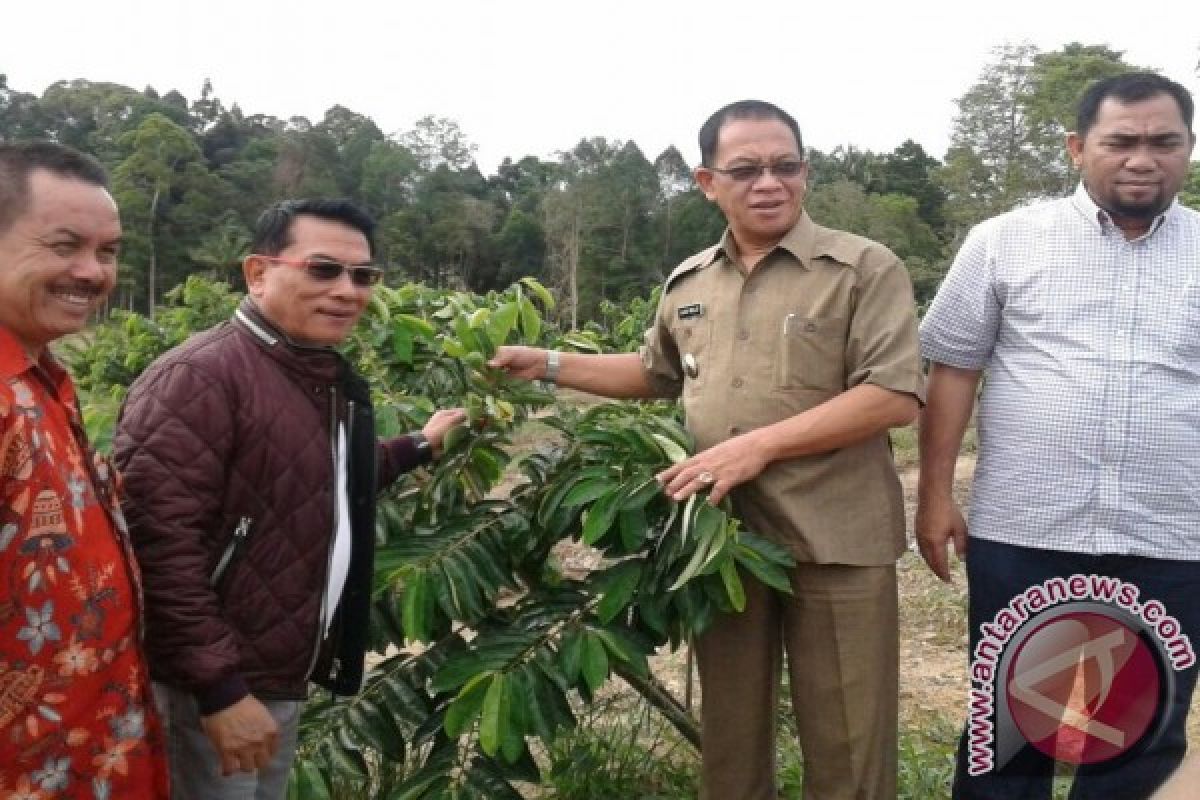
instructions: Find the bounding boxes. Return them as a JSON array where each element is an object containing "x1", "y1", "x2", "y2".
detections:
[
  {"x1": 400, "y1": 115, "x2": 478, "y2": 171},
  {"x1": 653, "y1": 145, "x2": 694, "y2": 271},
  {"x1": 939, "y1": 42, "x2": 1139, "y2": 237},
  {"x1": 112, "y1": 113, "x2": 204, "y2": 315}
]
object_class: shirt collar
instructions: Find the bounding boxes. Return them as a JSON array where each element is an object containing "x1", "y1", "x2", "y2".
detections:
[
  {"x1": 714, "y1": 212, "x2": 819, "y2": 271},
  {"x1": 0, "y1": 325, "x2": 37, "y2": 381},
  {"x1": 1070, "y1": 183, "x2": 1175, "y2": 240},
  {"x1": 0, "y1": 325, "x2": 72, "y2": 397}
]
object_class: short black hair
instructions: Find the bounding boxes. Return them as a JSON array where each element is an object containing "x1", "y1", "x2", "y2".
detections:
[
  {"x1": 698, "y1": 100, "x2": 804, "y2": 167},
  {"x1": 1076, "y1": 72, "x2": 1194, "y2": 137},
  {"x1": 0, "y1": 141, "x2": 110, "y2": 235},
  {"x1": 251, "y1": 199, "x2": 377, "y2": 258}
]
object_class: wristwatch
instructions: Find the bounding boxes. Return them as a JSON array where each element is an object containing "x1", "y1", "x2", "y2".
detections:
[
  {"x1": 411, "y1": 433, "x2": 434, "y2": 465},
  {"x1": 544, "y1": 350, "x2": 561, "y2": 385}
]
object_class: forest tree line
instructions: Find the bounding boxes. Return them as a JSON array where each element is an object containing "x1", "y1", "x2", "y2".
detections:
[{"x1": 3, "y1": 42, "x2": 1198, "y2": 325}]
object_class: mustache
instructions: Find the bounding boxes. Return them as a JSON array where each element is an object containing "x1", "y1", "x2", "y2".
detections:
[{"x1": 50, "y1": 279, "x2": 108, "y2": 297}]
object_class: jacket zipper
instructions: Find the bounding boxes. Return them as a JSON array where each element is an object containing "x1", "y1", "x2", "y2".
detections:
[
  {"x1": 305, "y1": 385, "x2": 341, "y2": 681},
  {"x1": 210, "y1": 516, "x2": 253, "y2": 587}
]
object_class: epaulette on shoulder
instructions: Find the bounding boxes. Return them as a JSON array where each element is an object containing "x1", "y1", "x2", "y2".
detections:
[
  {"x1": 812, "y1": 225, "x2": 886, "y2": 267},
  {"x1": 664, "y1": 244, "x2": 721, "y2": 291}
]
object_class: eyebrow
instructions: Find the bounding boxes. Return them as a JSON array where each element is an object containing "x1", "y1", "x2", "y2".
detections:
[
  {"x1": 1102, "y1": 133, "x2": 1187, "y2": 145},
  {"x1": 724, "y1": 155, "x2": 804, "y2": 164},
  {"x1": 308, "y1": 251, "x2": 373, "y2": 265}
]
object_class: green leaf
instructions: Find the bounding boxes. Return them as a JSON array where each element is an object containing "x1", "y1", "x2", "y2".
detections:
[
  {"x1": 677, "y1": 493, "x2": 700, "y2": 547},
  {"x1": 719, "y1": 559, "x2": 746, "y2": 612},
  {"x1": 401, "y1": 569, "x2": 430, "y2": 643},
  {"x1": 487, "y1": 301, "x2": 520, "y2": 346},
  {"x1": 345, "y1": 698, "x2": 404, "y2": 760},
  {"x1": 581, "y1": 487, "x2": 624, "y2": 546},
  {"x1": 444, "y1": 672, "x2": 493, "y2": 737},
  {"x1": 669, "y1": 506, "x2": 726, "y2": 591},
  {"x1": 287, "y1": 758, "x2": 330, "y2": 800},
  {"x1": 558, "y1": 629, "x2": 583, "y2": 684},
  {"x1": 734, "y1": 544, "x2": 794, "y2": 594},
  {"x1": 561, "y1": 476, "x2": 619, "y2": 507},
  {"x1": 617, "y1": 507, "x2": 648, "y2": 551},
  {"x1": 519, "y1": 296, "x2": 542, "y2": 343},
  {"x1": 390, "y1": 323, "x2": 413, "y2": 365},
  {"x1": 537, "y1": 466, "x2": 610, "y2": 526},
  {"x1": 619, "y1": 477, "x2": 660, "y2": 511},
  {"x1": 591, "y1": 627, "x2": 648, "y2": 676},
  {"x1": 651, "y1": 432, "x2": 688, "y2": 464},
  {"x1": 581, "y1": 633, "x2": 609, "y2": 692},
  {"x1": 479, "y1": 672, "x2": 509, "y2": 756},
  {"x1": 595, "y1": 561, "x2": 643, "y2": 623},
  {"x1": 520, "y1": 276, "x2": 556, "y2": 310},
  {"x1": 561, "y1": 332, "x2": 603, "y2": 353},
  {"x1": 432, "y1": 651, "x2": 486, "y2": 692}
]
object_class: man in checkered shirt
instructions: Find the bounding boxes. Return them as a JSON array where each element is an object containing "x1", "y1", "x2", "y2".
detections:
[{"x1": 919, "y1": 72, "x2": 1199, "y2": 798}]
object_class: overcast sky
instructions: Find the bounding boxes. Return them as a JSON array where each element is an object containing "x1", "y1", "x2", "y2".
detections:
[{"x1": 6, "y1": 0, "x2": 1199, "y2": 172}]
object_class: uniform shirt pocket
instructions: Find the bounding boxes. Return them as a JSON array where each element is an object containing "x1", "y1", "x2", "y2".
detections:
[{"x1": 778, "y1": 314, "x2": 846, "y2": 391}]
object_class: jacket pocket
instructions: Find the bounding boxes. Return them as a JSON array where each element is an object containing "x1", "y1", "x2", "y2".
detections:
[
  {"x1": 211, "y1": 516, "x2": 253, "y2": 589},
  {"x1": 778, "y1": 314, "x2": 846, "y2": 391}
]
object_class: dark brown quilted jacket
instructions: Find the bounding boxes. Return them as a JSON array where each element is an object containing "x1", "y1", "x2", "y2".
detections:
[{"x1": 114, "y1": 300, "x2": 424, "y2": 713}]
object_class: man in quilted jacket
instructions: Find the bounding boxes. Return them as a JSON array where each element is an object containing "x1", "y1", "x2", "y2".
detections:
[{"x1": 114, "y1": 198, "x2": 463, "y2": 799}]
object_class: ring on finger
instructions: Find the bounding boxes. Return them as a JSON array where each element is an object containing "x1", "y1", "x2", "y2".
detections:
[{"x1": 696, "y1": 471, "x2": 715, "y2": 485}]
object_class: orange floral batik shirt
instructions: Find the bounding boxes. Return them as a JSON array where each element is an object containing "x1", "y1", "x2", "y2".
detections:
[{"x1": 1, "y1": 327, "x2": 167, "y2": 800}]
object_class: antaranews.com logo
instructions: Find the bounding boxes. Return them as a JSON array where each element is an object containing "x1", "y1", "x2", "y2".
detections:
[{"x1": 967, "y1": 574, "x2": 1195, "y2": 775}]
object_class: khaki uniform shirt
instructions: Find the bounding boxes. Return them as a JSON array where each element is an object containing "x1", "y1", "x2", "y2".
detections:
[{"x1": 639, "y1": 212, "x2": 925, "y2": 565}]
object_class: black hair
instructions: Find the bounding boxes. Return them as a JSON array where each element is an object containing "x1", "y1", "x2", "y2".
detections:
[
  {"x1": 697, "y1": 100, "x2": 804, "y2": 167},
  {"x1": 1076, "y1": 72, "x2": 1194, "y2": 137},
  {"x1": 251, "y1": 198, "x2": 377, "y2": 258},
  {"x1": 0, "y1": 141, "x2": 110, "y2": 234}
]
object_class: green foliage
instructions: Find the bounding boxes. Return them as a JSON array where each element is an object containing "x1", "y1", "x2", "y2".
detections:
[{"x1": 1181, "y1": 161, "x2": 1200, "y2": 211}]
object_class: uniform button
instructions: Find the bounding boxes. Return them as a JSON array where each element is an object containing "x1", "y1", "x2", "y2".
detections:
[
  {"x1": 730, "y1": 426, "x2": 742, "y2": 435},
  {"x1": 732, "y1": 377, "x2": 744, "y2": 388}
]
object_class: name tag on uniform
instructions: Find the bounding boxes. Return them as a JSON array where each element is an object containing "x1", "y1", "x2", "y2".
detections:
[{"x1": 678, "y1": 303, "x2": 704, "y2": 320}]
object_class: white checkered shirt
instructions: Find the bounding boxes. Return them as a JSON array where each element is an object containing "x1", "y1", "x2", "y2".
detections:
[{"x1": 921, "y1": 185, "x2": 1200, "y2": 560}]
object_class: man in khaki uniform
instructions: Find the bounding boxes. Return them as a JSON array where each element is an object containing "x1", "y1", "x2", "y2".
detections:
[{"x1": 491, "y1": 99, "x2": 923, "y2": 799}]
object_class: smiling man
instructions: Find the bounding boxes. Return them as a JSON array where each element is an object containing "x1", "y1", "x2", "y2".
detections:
[
  {"x1": 0, "y1": 142, "x2": 168, "y2": 798},
  {"x1": 918, "y1": 73, "x2": 1200, "y2": 798},
  {"x1": 113, "y1": 199, "x2": 463, "y2": 799},
  {"x1": 491, "y1": 100, "x2": 924, "y2": 799}
]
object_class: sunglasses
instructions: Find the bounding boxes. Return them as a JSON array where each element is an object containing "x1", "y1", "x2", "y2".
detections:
[
  {"x1": 708, "y1": 160, "x2": 806, "y2": 182},
  {"x1": 256, "y1": 255, "x2": 384, "y2": 287}
]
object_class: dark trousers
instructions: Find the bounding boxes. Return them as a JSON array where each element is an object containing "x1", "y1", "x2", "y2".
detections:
[{"x1": 953, "y1": 538, "x2": 1200, "y2": 800}]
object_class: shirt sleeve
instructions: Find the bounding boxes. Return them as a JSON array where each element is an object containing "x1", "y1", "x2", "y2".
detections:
[
  {"x1": 920, "y1": 222, "x2": 1002, "y2": 369},
  {"x1": 638, "y1": 287, "x2": 685, "y2": 399},
  {"x1": 844, "y1": 248, "x2": 926, "y2": 402}
]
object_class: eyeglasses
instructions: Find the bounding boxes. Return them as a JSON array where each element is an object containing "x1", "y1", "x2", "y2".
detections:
[
  {"x1": 708, "y1": 160, "x2": 806, "y2": 182},
  {"x1": 255, "y1": 255, "x2": 384, "y2": 288}
]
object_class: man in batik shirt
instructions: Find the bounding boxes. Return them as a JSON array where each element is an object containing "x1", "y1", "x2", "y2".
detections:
[{"x1": 0, "y1": 142, "x2": 167, "y2": 799}]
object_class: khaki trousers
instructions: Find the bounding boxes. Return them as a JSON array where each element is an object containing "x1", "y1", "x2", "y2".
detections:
[{"x1": 695, "y1": 563, "x2": 898, "y2": 800}]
